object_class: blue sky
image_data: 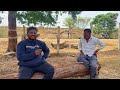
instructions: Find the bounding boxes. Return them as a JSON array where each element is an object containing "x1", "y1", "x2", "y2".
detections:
[{"x1": 0, "y1": 11, "x2": 120, "y2": 28}]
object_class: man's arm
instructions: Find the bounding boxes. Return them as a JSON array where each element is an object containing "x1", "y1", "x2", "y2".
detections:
[
  {"x1": 97, "y1": 39, "x2": 105, "y2": 50},
  {"x1": 42, "y1": 42, "x2": 50, "y2": 59},
  {"x1": 94, "y1": 39, "x2": 105, "y2": 56},
  {"x1": 16, "y1": 42, "x2": 37, "y2": 61}
]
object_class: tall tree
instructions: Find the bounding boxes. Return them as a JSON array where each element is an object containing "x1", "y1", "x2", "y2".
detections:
[
  {"x1": 63, "y1": 17, "x2": 76, "y2": 29},
  {"x1": 7, "y1": 11, "x2": 17, "y2": 52},
  {"x1": 63, "y1": 16, "x2": 91, "y2": 30},
  {"x1": 76, "y1": 16, "x2": 91, "y2": 29},
  {"x1": 91, "y1": 13, "x2": 118, "y2": 37},
  {"x1": 63, "y1": 17, "x2": 76, "y2": 39}
]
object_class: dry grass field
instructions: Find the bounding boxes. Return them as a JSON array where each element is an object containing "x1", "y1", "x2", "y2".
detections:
[
  {"x1": 0, "y1": 26, "x2": 119, "y2": 79},
  {"x1": 0, "y1": 38, "x2": 120, "y2": 79}
]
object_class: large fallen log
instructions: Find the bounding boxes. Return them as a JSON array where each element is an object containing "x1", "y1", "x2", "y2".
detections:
[{"x1": 0, "y1": 62, "x2": 101, "y2": 79}]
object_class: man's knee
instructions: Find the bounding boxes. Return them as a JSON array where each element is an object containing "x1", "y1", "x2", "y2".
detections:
[
  {"x1": 18, "y1": 67, "x2": 33, "y2": 79},
  {"x1": 47, "y1": 65, "x2": 54, "y2": 74},
  {"x1": 43, "y1": 64, "x2": 54, "y2": 79},
  {"x1": 77, "y1": 55, "x2": 85, "y2": 62},
  {"x1": 90, "y1": 64, "x2": 97, "y2": 69},
  {"x1": 42, "y1": 62, "x2": 55, "y2": 74}
]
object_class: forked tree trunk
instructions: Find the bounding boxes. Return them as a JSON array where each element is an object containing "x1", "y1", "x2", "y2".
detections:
[{"x1": 7, "y1": 11, "x2": 17, "y2": 52}]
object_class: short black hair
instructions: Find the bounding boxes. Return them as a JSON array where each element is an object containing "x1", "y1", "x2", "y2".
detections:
[
  {"x1": 27, "y1": 26, "x2": 38, "y2": 34},
  {"x1": 84, "y1": 28, "x2": 91, "y2": 33}
]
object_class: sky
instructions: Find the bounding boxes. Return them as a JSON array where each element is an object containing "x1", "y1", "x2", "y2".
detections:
[{"x1": 0, "y1": 11, "x2": 120, "y2": 28}]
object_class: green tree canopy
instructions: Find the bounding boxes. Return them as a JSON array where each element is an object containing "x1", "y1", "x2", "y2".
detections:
[
  {"x1": 15, "y1": 11, "x2": 81, "y2": 26},
  {"x1": 63, "y1": 16, "x2": 76, "y2": 29},
  {"x1": 63, "y1": 16, "x2": 91, "y2": 29},
  {"x1": 91, "y1": 13, "x2": 118, "y2": 36},
  {"x1": 76, "y1": 16, "x2": 91, "y2": 29}
]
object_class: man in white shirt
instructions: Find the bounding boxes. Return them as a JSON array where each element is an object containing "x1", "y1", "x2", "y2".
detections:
[{"x1": 77, "y1": 29, "x2": 105, "y2": 79}]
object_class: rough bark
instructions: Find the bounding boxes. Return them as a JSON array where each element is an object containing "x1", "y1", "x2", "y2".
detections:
[
  {"x1": 0, "y1": 62, "x2": 101, "y2": 79},
  {"x1": 7, "y1": 11, "x2": 17, "y2": 52}
]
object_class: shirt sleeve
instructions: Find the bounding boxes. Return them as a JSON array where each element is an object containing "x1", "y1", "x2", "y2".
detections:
[
  {"x1": 42, "y1": 42, "x2": 50, "y2": 59},
  {"x1": 97, "y1": 39, "x2": 105, "y2": 50}
]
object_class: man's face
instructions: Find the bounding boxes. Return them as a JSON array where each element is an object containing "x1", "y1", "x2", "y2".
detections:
[
  {"x1": 27, "y1": 29, "x2": 38, "y2": 40},
  {"x1": 84, "y1": 31, "x2": 91, "y2": 39}
]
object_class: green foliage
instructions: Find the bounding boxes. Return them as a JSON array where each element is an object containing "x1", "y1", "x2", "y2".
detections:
[
  {"x1": 91, "y1": 13, "x2": 119, "y2": 37},
  {"x1": 15, "y1": 11, "x2": 81, "y2": 26},
  {"x1": 15, "y1": 11, "x2": 56, "y2": 26},
  {"x1": 63, "y1": 17, "x2": 76, "y2": 29},
  {"x1": 93, "y1": 24, "x2": 102, "y2": 34},
  {"x1": 109, "y1": 29, "x2": 118, "y2": 39},
  {"x1": 63, "y1": 16, "x2": 91, "y2": 29},
  {"x1": 67, "y1": 11, "x2": 82, "y2": 19}
]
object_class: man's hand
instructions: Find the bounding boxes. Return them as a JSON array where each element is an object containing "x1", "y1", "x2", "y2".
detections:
[
  {"x1": 80, "y1": 50, "x2": 84, "y2": 55},
  {"x1": 93, "y1": 49, "x2": 99, "y2": 56},
  {"x1": 35, "y1": 49, "x2": 42, "y2": 55}
]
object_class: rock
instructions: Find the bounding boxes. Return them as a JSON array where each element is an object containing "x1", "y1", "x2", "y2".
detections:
[
  {"x1": 51, "y1": 41, "x2": 69, "y2": 49},
  {"x1": 70, "y1": 43, "x2": 78, "y2": 49}
]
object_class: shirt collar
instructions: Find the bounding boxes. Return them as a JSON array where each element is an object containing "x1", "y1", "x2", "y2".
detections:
[
  {"x1": 90, "y1": 36, "x2": 93, "y2": 39},
  {"x1": 83, "y1": 36, "x2": 93, "y2": 40}
]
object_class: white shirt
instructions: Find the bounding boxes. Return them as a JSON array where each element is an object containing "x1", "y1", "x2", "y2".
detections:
[{"x1": 78, "y1": 36, "x2": 105, "y2": 56}]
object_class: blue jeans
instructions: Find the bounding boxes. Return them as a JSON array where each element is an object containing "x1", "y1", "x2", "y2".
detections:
[
  {"x1": 77, "y1": 55, "x2": 97, "y2": 79},
  {"x1": 18, "y1": 61, "x2": 54, "y2": 79}
]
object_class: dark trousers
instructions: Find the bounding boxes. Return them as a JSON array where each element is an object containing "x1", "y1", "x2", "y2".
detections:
[
  {"x1": 18, "y1": 61, "x2": 54, "y2": 79},
  {"x1": 77, "y1": 55, "x2": 97, "y2": 79}
]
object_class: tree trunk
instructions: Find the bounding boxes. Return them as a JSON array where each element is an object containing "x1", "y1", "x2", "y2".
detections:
[
  {"x1": 118, "y1": 23, "x2": 120, "y2": 49},
  {"x1": 68, "y1": 28, "x2": 72, "y2": 39},
  {"x1": 90, "y1": 23, "x2": 93, "y2": 35},
  {"x1": 7, "y1": 11, "x2": 17, "y2": 52},
  {"x1": 68, "y1": 29, "x2": 70, "y2": 39},
  {"x1": 0, "y1": 62, "x2": 101, "y2": 79},
  {"x1": 56, "y1": 26, "x2": 60, "y2": 54}
]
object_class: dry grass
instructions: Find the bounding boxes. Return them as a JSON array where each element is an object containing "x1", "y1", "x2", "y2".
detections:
[
  {"x1": 0, "y1": 39, "x2": 120, "y2": 79},
  {"x1": 0, "y1": 26, "x2": 83, "y2": 39}
]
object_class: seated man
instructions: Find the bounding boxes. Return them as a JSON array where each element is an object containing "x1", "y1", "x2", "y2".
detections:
[
  {"x1": 16, "y1": 26, "x2": 54, "y2": 79},
  {"x1": 77, "y1": 29, "x2": 105, "y2": 79}
]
